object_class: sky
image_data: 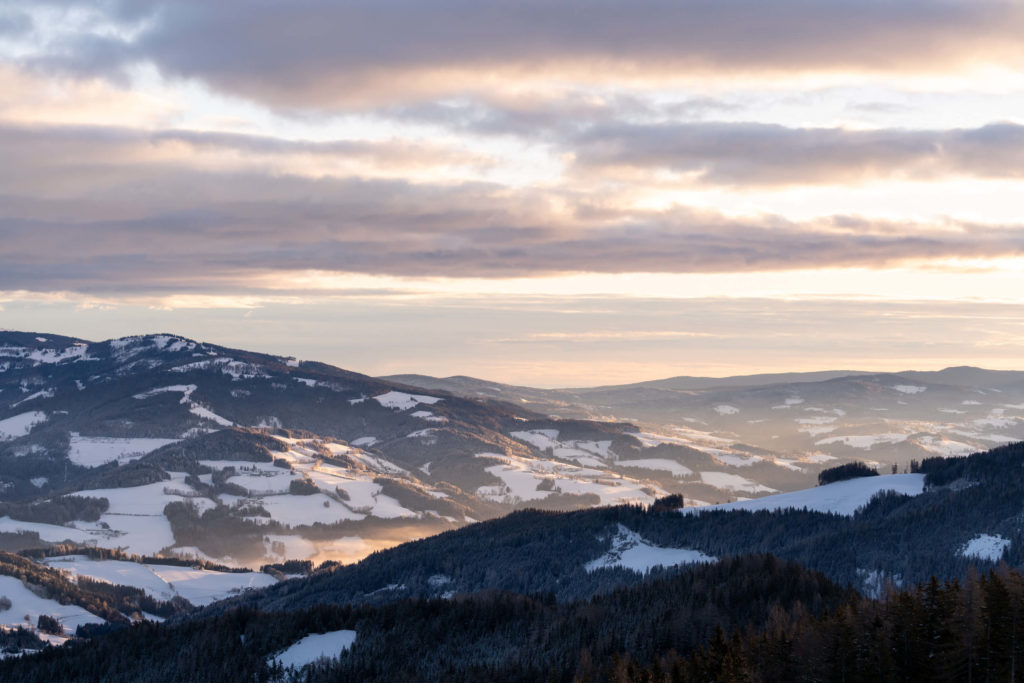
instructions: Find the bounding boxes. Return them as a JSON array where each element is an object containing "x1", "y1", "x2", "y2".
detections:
[{"x1": 2, "y1": 0, "x2": 1024, "y2": 387}]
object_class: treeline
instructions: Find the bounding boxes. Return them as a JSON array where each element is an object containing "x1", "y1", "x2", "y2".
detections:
[
  {"x1": 0, "y1": 627, "x2": 45, "y2": 653},
  {"x1": 0, "y1": 496, "x2": 108, "y2": 525},
  {"x1": 9, "y1": 557, "x2": 1024, "y2": 681},
  {"x1": 19, "y1": 544, "x2": 247, "y2": 574},
  {"x1": 629, "y1": 565, "x2": 1024, "y2": 682},
  {"x1": 818, "y1": 461, "x2": 878, "y2": 486},
  {"x1": 163, "y1": 501, "x2": 270, "y2": 562}
]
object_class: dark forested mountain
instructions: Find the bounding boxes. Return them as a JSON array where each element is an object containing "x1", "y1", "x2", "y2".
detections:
[{"x1": 0, "y1": 555, "x2": 856, "y2": 682}]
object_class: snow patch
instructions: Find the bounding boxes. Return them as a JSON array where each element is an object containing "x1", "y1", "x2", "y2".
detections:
[
  {"x1": 271, "y1": 629, "x2": 358, "y2": 669},
  {"x1": 585, "y1": 525, "x2": 714, "y2": 573},
  {"x1": 373, "y1": 391, "x2": 442, "y2": 411},
  {"x1": 68, "y1": 434, "x2": 178, "y2": 468},
  {"x1": 0, "y1": 411, "x2": 46, "y2": 440},
  {"x1": 816, "y1": 433, "x2": 909, "y2": 449},
  {"x1": 960, "y1": 534, "x2": 1011, "y2": 562},
  {"x1": 915, "y1": 436, "x2": 976, "y2": 457},
  {"x1": 411, "y1": 410, "x2": 448, "y2": 422},
  {"x1": 892, "y1": 385, "x2": 927, "y2": 394},
  {"x1": 700, "y1": 471, "x2": 776, "y2": 494},
  {"x1": 11, "y1": 389, "x2": 54, "y2": 408},
  {"x1": 0, "y1": 574, "x2": 104, "y2": 635},
  {"x1": 42, "y1": 556, "x2": 276, "y2": 606}
]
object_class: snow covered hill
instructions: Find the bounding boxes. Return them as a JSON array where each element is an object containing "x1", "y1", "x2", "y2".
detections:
[{"x1": 0, "y1": 331, "x2": 726, "y2": 566}]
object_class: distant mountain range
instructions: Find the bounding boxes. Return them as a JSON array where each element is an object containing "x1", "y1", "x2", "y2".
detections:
[{"x1": 387, "y1": 365, "x2": 1024, "y2": 489}]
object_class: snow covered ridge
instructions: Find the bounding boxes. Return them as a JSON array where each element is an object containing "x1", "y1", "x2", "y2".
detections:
[
  {"x1": 0, "y1": 343, "x2": 96, "y2": 365},
  {"x1": 683, "y1": 473, "x2": 926, "y2": 517},
  {"x1": 270, "y1": 630, "x2": 357, "y2": 670},
  {"x1": 109, "y1": 335, "x2": 198, "y2": 359},
  {"x1": 585, "y1": 524, "x2": 714, "y2": 573},
  {"x1": 170, "y1": 356, "x2": 269, "y2": 381},
  {"x1": 959, "y1": 534, "x2": 1011, "y2": 562}
]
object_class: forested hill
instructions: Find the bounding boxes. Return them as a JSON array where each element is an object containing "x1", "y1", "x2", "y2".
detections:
[
  {"x1": 8, "y1": 556, "x2": 1024, "y2": 681},
  {"x1": 0, "y1": 555, "x2": 852, "y2": 682},
  {"x1": 196, "y1": 441, "x2": 1024, "y2": 618}
]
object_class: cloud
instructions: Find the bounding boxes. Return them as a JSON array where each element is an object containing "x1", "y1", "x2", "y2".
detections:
[
  {"x1": 0, "y1": 122, "x2": 493, "y2": 196},
  {"x1": 570, "y1": 121, "x2": 1024, "y2": 186},
  {"x1": 2, "y1": 122, "x2": 1024, "y2": 294},
  {"x1": 0, "y1": 9, "x2": 33, "y2": 37},
  {"x1": 386, "y1": 93, "x2": 735, "y2": 139},
  {"x1": 17, "y1": 1, "x2": 1024, "y2": 109}
]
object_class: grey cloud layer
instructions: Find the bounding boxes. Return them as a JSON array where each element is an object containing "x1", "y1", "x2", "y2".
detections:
[
  {"x1": 572, "y1": 122, "x2": 1024, "y2": 185},
  {"x1": 18, "y1": 1, "x2": 1024, "y2": 108},
  {"x1": 2, "y1": 123, "x2": 1024, "y2": 293}
]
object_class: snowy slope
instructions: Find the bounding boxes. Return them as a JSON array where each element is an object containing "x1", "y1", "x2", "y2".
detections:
[
  {"x1": 68, "y1": 434, "x2": 179, "y2": 468},
  {"x1": 960, "y1": 534, "x2": 1011, "y2": 562},
  {"x1": 42, "y1": 555, "x2": 278, "y2": 606},
  {"x1": 0, "y1": 574, "x2": 105, "y2": 635},
  {"x1": 271, "y1": 629, "x2": 357, "y2": 669},
  {"x1": 683, "y1": 474, "x2": 926, "y2": 516},
  {"x1": 585, "y1": 524, "x2": 715, "y2": 573}
]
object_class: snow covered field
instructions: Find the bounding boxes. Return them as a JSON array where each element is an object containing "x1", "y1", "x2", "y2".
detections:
[
  {"x1": 960, "y1": 534, "x2": 1011, "y2": 562},
  {"x1": 699, "y1": 471, "x2": 776, "y2": 494},
  {"x1": 42, "y1": 555, "x2": 277, "y2": 606},
  {"x1": 685, "y1": 474, "x2": 926, "y2": 516},
  {"x1": 68, "y1": 434, "x2": 178, "y2": 468},
  {"x1": 373, "y1": 391, "x2": 442, "y2": 410},
  {"x1": 271, "y1": 629, "x2": 357, "y2": 669},
  {"x1": 0, "y1": 411, "x2": 46, "y2": 440},
  {"x1": 0, "y1": 574, "x2": 104, "y2": 635},
  {"x1": 585, "y1": 524, "x2": 715, "y2": 573}
]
